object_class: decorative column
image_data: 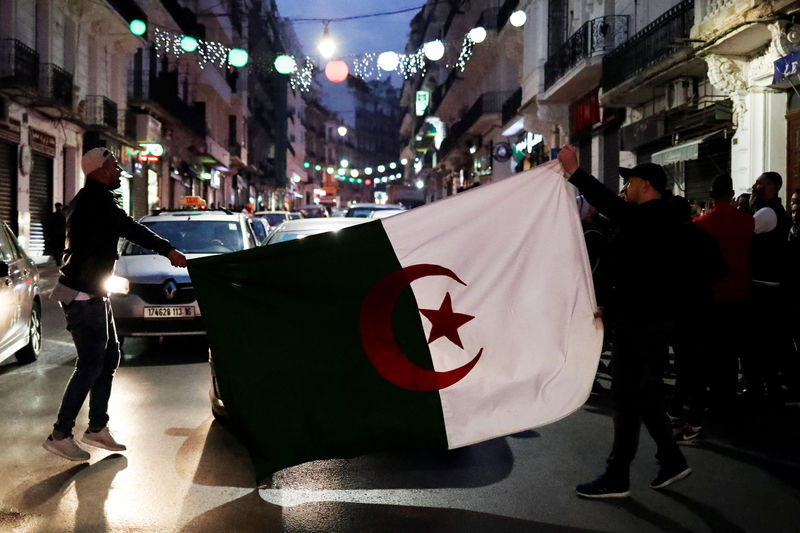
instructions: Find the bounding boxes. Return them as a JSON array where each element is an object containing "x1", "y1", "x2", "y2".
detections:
[{"x1": 705, "y1": 22, "x2": 789, "y2": 195}]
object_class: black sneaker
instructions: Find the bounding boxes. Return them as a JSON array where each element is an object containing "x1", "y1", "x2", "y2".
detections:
[
  {"x1": 576, "y1": 474, "x2": 630, "y2": 498},
  {"x1": 650, "y1": 465, "x2": 692, "y2": 489}
]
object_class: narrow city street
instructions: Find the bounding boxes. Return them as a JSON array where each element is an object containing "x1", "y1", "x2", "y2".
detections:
[{"x1": 0, "y1": 264, "x2": 796, "y2": 532}]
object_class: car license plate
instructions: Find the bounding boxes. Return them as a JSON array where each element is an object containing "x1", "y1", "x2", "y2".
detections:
[{"x1": 144, "y1": 306, "x2": 197, "y2": 318}]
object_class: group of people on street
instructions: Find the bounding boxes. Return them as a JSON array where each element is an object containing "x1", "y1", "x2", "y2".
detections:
[{"x1": 559, "y1": 144, "x2": 798, "y2": 499}]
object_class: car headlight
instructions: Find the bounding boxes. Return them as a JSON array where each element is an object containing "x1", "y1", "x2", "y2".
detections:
[{"x1": 104, "y1": 275, "x2": 130, "y2": 295}]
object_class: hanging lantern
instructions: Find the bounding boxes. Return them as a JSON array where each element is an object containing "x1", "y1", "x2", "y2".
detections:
[
  {"x1": 274, "y1": 54, "x2": 297, "y2": 74},
  {"x1": 325, "y1": 60, "x2": 349, "y2": 83},
  {"x1": 423, "y1": 40, "x2": 445, "y2": 61},
  {"x1": 180, "y1": 35, "x2": 198, "y2": 52},
  {"x1": 228, "y1": 48, "x2": 249, "y2": 67},
  {"x1": 468, "y1": 27, "x2": 487, "y2": 43},
  {"x1": 377, "y1": 51, "x2": 399, "y2": 71}
]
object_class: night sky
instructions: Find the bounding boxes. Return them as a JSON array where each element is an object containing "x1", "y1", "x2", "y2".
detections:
[{"x1": 274, "y1": 0, "x2": 419, "y2": 79}]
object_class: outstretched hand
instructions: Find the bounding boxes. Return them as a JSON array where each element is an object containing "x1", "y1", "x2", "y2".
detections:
[
  {"x1": 557, "y1": 144, "x2": 580, "y2": 175},
  {"x1": 168, "y1": 249, "x2": 188, "y2": 268}
]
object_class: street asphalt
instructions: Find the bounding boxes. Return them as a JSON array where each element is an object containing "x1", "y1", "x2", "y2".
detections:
[{"x1": 0, "y1": 261, "x2": 797, "y2": 532}]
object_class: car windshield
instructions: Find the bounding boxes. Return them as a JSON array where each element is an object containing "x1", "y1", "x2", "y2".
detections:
[
  {"x1": 346, "y1": 207, "x2": 378, "y2": 218},
  {"x1": 260, "y1": 213, "x2": 287, "y2": 226},
  {"x1": 266, "y1": 229, "x2": 327, "y2": 244},
  {"x1": 122, "y1": 220, "x2": 244, "y2": 255}
]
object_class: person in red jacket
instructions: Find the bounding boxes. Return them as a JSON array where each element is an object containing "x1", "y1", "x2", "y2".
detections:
[{"x1": 692, "y1": 175, "x2": 754, "y2": 421}]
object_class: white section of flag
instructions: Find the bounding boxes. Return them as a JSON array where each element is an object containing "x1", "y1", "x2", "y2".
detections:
[{"x1": 381, "y1": 161, "x2": 603, "y2": 449}]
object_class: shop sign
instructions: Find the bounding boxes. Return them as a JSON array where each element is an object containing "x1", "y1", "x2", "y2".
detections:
[
  {"x1": 210, "y1": 170, "x2": 221, "y2": 189},
  {"x1": 0, "y1": 119, "x2": 21, "y2": 144},
  {"x1": 139, "y1": 142, "x2": 163, "y2": 162},
  {"x1": 29, "y1": 128, "x2": 56, "y2": 156},
  {"x1": 773, "y1": 49, "x2": 800, "y2": 84},
  {"x1": 416, "y1": 90, "x2": 430, "y2": 116},
  {"x1": 572, "y1": 92, "x2": 600, "y2": 134},
  {"x1": 514, "y1": 132, "x2": 543, "y2": 154},
  {"x1": 314, "y1": 188, "x2": 327, "y2": 197}
]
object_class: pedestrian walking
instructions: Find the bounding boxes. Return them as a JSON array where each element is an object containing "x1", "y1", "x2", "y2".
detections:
[
  {"x1": 558, "y1": 145, "x2": 692, "y2": 498},
  {"x1": 666, "y1": 195, "x2": 727, "y2": 442},
  {"x1": 745, "y1": 172, "x2": 791, "y2": 403},
  {"x1": 691, "y1": 176, "x2": 754, "y2": 418},
  {"x1": 43, "y1": 148, "x2": 188, "y2": 462}
]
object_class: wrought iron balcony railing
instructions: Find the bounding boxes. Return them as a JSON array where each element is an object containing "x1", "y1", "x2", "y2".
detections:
[
  {"x1": 601, "y1": 0, "x2": 694, "y2": 91},
  {"x1": 38, "y1": 63, "x2": 73, "y2": 109},
  {"x1": 0, "y1": 39, "x2": 39, "y2": 89},
  {"x1": 130, "y1": 69, "x2": 207, "y2": 138},
  {"x1": 84, "y1": 95, "x2": 118, "y2": 130},
  {"x1": 544, "y1": 15, "x2": 629, "y2": 90}
]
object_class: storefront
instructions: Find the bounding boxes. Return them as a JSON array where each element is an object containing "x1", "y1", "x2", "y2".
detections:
[
  {"x1": 0, "y1": 119, "x2": 20, "y2": 234},
  {"x1": 28, "y1": 128, "x2": 56, "y2": 258}
]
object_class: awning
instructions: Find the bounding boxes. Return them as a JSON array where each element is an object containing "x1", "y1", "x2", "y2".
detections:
[{"x1": 650, "y1": 132, "x2": 717, "y2": 166}]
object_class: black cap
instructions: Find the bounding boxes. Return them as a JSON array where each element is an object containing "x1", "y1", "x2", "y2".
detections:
[{"x1": 619, "y1": 163, "x2": 668, "y2": 195}]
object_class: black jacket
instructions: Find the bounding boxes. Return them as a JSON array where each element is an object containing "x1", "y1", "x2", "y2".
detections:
[
  {"x1": 59, "y1": 179, "x2": 174, "y2": 295},
  {"x1": 751, "y1": 197, "x2": 791, "y2": 283},
  {"x1": 569, "y1": 168, "x2": 719, "y2": 319}
]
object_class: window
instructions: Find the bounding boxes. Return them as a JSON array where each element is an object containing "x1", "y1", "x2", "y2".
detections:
[{"x1": 0, "y1": 225, "x2": 16, "y2": 262}]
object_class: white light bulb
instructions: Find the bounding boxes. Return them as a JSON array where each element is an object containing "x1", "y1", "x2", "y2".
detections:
[
  {"x1": 364, "y1": 167, "x2": 373, "y2": 175},
  {"x1": 423, "y1": 40, "x2": 445, "y2": 61},
  {"x1": 340, "y1": 159, "x2": 349, "y2": 168},
  {"x1": 400, "y1": 158, "x2": 408, "y2": 165},
  {"x1": 510, "y1": 10, "x2": 527, "y2": 27},
  {"x1": 377, "y1": 165, "x2": 386, "y2": 173},
  {"x1": 389, "y1": 162, "x2": 397, "y2": 169},
  {"x1": 318, "y1": 37, "x2": 335, "y2": 59},
  {"x1": 416, "y1": 180, "x2": 424, "y2": 189},
  {"x1": 469, "y1": 27, "x2": 487, "y2": 43},
  {"x1": 377, "y1": 51, "x2": 399, "y2": 71}
]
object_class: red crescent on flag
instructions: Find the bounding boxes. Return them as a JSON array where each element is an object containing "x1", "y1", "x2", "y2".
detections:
[{"x1": 359, "y1": 264, "x2": 483, "y2": 392}]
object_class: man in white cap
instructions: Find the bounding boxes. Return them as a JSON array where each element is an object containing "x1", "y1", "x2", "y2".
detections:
[{"x1": 44, "y1": 147, "x2": 187, "y2": 461}]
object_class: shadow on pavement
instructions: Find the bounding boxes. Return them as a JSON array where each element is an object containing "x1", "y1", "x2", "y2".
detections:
[
  {"x1": 5, "y1": 454, "x2": 127, "y2": 531},
  {"x1": 659, "y1": 489, "x2": 746, "y2": 533},
  {"x1": 269, "y1": 436, "x2": 515, "y2": 491},
  {"x1": 594, "y1": 498, "x2": 695, "y2": 533},
  {"x1": 171, "y1": 418, "x2": 255, "y2": 488},
  {"x1": 120, "y1": 336, "x2": 209, "y2": 367},
  {"x1": 179, "y1": 491, "x2": 606, "y2": 533}
]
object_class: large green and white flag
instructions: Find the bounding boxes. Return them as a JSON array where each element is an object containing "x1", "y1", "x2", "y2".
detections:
[{"x1": 189, "y1": 161, "x2": 603, "y2": 481}]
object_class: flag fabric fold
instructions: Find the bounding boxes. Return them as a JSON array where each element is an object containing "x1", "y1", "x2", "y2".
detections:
[{"x1": 189, "y1": 160, "x2": 603, "y2": 481}]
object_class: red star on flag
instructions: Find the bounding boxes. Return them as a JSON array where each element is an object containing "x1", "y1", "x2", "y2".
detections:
[{"x1": 419, "y1": 292, "x2": 475, "y2": 349}]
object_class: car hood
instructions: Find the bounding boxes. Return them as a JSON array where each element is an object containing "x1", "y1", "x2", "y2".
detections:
[{"x1": 114, "y1": 253, "x2": 211, "y2": 284}]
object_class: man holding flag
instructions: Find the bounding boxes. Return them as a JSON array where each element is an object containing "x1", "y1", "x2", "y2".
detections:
[{"x1": 558, "y1": 145, "x2": 692, "y2": 498}]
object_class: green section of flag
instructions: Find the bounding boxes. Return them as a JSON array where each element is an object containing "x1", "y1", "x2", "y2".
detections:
[{"x1": 189, "y1": 221, "x2": 447, "y2": 481}]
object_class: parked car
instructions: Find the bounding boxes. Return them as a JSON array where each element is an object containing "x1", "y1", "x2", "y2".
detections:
[
  {"x1": 209, "y1": 216, "x2": 371, "y2": 420},
  {"x1": 0, "y1": 221, "x2": 41, "y2": 365},
  {"x1": 250, "y1": 217, "x2": 270, "y2": 244},
  {"x1": 288, "y1": 211, "x2": 303, "y2": 220},
  {"x1": 253, "y1": 210, "x2": 291, "y2": 229},
  {"x1": 110, "y1": 210, "x2": 261, "y2": 340},
  {"x1": 297, "y1": 204, "x2": 329, "y2": 218},
  {"x1": 345, "y1": 203, "x2": 406, "y2": 218},
  {"x1": 331, "y1": 208, "x2": 348, "y2": 217},
  {"x1": 264, "y1": 217, "x2": 372, "y2": 245}
]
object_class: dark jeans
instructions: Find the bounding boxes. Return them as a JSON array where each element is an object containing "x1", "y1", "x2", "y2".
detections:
[
  {"x1": 708, "y1": 300, "x2": 749, "y2": 410},
  {"x1": 53, "y1": 298, "x2": 121, "y2": 436},
  {"x1": 670, "y1": 309, "x2": 713, "y2": 427},
  {"x1": 606, "y1": 317, "x2": 686, "y2": 480},
  {"x1": 744, "y1": 283, "x2": 789, "y2": 395}
]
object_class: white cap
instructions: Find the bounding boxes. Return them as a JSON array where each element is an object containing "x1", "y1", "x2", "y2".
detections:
[{"x1": 81, "y1": 147, "x2": 112, "y2": 176}]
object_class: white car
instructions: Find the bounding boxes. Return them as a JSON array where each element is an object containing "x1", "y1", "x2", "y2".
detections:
[
  {"x1": 345, "y1": 203, "x2": 406, "y2": 218},
  {"x1": 264, "y1": 217, "x2": 372, "y2": 245},
  {"x1": 0, "y1": 221, "x2": 41, "y2": 364},
  {"x1": 111, "y1": 210, "x2": 261, "y2": 339}
]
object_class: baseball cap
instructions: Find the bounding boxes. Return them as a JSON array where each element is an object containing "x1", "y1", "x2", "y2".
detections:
[
  {"x1": 81, "y1": 147, "x2": 112, "y2": 176},
  {"x1": 619, "y1": 163, "x2": 667, "y2": 195}
]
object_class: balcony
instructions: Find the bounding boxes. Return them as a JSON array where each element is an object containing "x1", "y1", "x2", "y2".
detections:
[
  {"x1": 502, "y1": 87, "x2": 522, "y2": 126},
  {"x1": 543, "y1": 15, "x2": 629, "y2": 96},
  {"x1": 37, "y1": 63, "x2": 73, "y2": 109},
  {"x1": 130, "y1": 70, "x2": 207, "y2": 138},
  {"x1": 601, "y1": 0, "x2": 695, "y2": 100},
  {"x1": 106, "y1": 0, "x2": 148, "y2": 26},
  {"x1": 83, "y1": 95, "x2": 118, "y2": 131},
  {"x1": 439, "y1": 91, "x2": 513, "y2": 156},
  {"x1": 0, "y1": 39, "x2": 39, "y2": 92}
]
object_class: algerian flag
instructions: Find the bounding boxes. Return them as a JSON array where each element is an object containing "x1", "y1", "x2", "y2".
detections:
[{"x1": 189, "y1": 161, "x2": 602, "y2": 482}]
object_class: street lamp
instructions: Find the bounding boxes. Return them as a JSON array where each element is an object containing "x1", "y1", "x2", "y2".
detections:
[
  {"x1": 318, "y1": 26, "x2": 335, "y2": 59},
  {"x1": 337, "y1": 125, "x2": 348, "y2": 137}
]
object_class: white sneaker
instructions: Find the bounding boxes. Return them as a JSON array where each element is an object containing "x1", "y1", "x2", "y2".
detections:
[
  {"x1": 81, "y1": 427, "x2": 127, "y2": 452},
  {"x1": 42, "y1": 435, "x2": 90, "y2": 461}
]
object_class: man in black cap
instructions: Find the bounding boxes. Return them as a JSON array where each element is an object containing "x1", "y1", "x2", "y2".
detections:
[{"x1": 558, "y1": 144, "x2": 691, "y2": 498}]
